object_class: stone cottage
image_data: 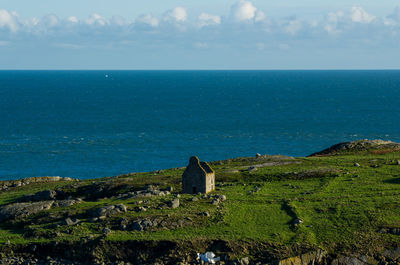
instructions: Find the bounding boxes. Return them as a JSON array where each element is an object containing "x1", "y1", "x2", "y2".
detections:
[{"x1": 182, "y1": 156, "x2": 215, "y2": 194}]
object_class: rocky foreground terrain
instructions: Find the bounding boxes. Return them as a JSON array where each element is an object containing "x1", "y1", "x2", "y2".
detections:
[{"x1": 0, "y1": 140, "x2": 399, "y2": 264}]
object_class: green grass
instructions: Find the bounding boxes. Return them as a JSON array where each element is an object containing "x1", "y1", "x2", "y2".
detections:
[{"x1": 0, "y1": 151, "x2": 399, "y2": 254}]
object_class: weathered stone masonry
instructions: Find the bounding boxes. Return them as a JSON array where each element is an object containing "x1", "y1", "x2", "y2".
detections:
[{"x1": 182, "y1": 156, "x2": 215, "y2": 194}]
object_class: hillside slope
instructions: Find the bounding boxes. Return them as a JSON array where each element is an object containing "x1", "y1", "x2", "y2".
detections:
[{"x1": 0, "y1": 140, "x2": 399, "y2": 264}]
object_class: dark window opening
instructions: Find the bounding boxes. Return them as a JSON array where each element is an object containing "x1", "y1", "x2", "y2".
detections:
[{"x1": 192, "y1": 187, "x2": 197, "y2": 194}]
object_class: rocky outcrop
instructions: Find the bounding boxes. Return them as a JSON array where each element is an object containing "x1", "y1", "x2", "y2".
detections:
[
  {"x1": 0, "y1": 201, "x2": 54, "y2": 221},
  {"x1": 309, "y1": 139, "x2": 400, "y2": 156},
  {"x1": 0, "y1": 177, "x2": 76, "y2": 192}
]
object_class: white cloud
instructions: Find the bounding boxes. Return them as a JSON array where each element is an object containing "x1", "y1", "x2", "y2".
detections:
[
  {"x1": 351, "y1": 6, "x2": 375, "y2": 23},
  {"x1": 324, "y1": 11, "x2": 345, "y2": 34},
  {"x1": 163, "y1": 7, "x2": 187, "y2": 23},
  {"x1": 0, "y1": 9, "x2": 19, "y2": 32},
  {"x1": 255, "y1": 11, "x2": 266, "y2": 22},
  {"x1": 135, "y1": 14, "x2": 159, "y2": 28},
  {"x1": 231, "y1": 0, "x2": 257, "y2": 22},
  {"x1": 41, "y1": 14, "x2": 59, "y2": 28},
  {"x1": 85, "y1": 14, "x2": 109, "y2": 26},
  {"x1": 66, "y1": 16, "x2": 79, "y2": 23},
  {"x1": 0, "y1": 4, "x2": 397, "y2": 53},
  {"x1": 283, "y1": 18, "x2": 303, "y2": 35},
  {"x1": 198, "y1": 13, "x2": 221, "y2": 28},
  {"x1": 110, "y1": 15, "x2": 130, "y2": 26}
]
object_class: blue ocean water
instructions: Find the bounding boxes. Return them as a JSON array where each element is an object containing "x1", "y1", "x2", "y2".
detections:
[{"x1": 0, "y1": 70, "x2": 399, "y2": 180}]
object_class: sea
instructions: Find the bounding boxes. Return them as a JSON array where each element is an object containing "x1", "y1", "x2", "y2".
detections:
[{"x1": 0, "y1": 70, "x2": 399, "y2": 180}]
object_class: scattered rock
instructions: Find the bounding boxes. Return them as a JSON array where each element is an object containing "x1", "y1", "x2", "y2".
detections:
[
  {"x1": 191, "y1": 197, "x2": 199, "y2": 202},
  {"x1": 211, "y1": 199, "x2": 219, "y2": 205},
  {"x1": 130, "y1": 218, "x2": 165, "y2": 231},
  {"x1": 89, "y1": 204, "x2": 128, "y2": 218},
  {"x1": 137, "y1": 206, "x2": 147, "y2": 212},
  {"x1": 248, "y1": 166, "x2": 258, "y2": 172},
  {"x1": 239, "y1": 257, "x2": 250, "y2": 265},
  {"x1": 131, "y1": 221, "x2": 144, "y2": 231},
  {"x1": 354, "y1": 163, "x2": 361, "y2": 167},
  {"x1": 200, "y1": 211, "x2": 210, "y2": 217},
  {"x1": 293, "y1": 218, "x2": 303, "y2": 226},
  {"x1": 219, "y1": 195, "x2": 227, "y2": 201},
  {"x1": 63, "y1": 217, "x2": 80, "y2": 226},
  {"x1": 396, "y1": 160, "x2": 400, "y2": 165},
  {"x1": 54, "y1": 199, "x2": 82, "y2": 208},
  {"x1": 170, "y1": 199, "x2": 180, "y2": 209},
  {"x1": 102, "y1": 227, "x2": 112, "y2": 235},
  {"x1": 255, "y1": 153, "x2": 261, "y2": 157},
  {"x1": 383, "y1": 247, "x2": 400, "y2": 261}
]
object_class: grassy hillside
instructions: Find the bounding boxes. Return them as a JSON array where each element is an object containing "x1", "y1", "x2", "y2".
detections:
[{"x1": 0, "y1": 140, "x2": 399, "y2": 263}]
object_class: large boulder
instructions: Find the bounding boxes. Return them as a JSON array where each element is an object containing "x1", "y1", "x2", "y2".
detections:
[
  {"x1": 0, "y1": 201, "x2": 54, "y2": 221},
  {"x1": 89, "y1": 204, "x2": 128, "y2": 218},
  {"x1": 33, "y1": 190, "x2": 57, "y2": 201},
  {"x1": 20, "y1": 190, "x2": 58, "y2": 202}
]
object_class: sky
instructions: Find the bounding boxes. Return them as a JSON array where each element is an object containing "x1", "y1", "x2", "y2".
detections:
[{"x1": 1, "y1": 0, "x2": 400, "y2": 69}]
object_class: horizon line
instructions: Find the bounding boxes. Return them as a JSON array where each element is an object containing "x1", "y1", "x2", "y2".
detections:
[{"x1": 1, "y1": 69, "x2": 400, "y2": 71}]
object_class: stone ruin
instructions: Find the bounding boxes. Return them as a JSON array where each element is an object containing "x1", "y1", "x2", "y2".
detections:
[{"x1": 182, "y1": 156, "x2": 215, "y2": 194}]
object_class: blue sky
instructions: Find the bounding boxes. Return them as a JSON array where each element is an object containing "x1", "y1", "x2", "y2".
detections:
[{"x1": 1, "y1": 0, "x2": 400, "y2": 69}]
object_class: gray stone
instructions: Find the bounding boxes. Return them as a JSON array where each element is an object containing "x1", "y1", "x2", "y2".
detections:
[
  {"x1": 239, "y1": 257, "x2": 249, "y2": 265},
  {"x1": 397, "y1": 160, "x2": 400, "y2": 165},
  {"x1": 63, "y1": 217, "x2": 80, "y2": 226},
  {"x1": 142, "y1": 219, "x2": 153, "y2": 227},
  {"x1": 132, "y1": 221, "x2": 143, "y2": 231},
  {"x1": 170, "y1": 199, "x2": 180, "y2": 209},
  {"x1": 383, "y1": 247, "x2": 400, "y2": 261},
  {"x1": 89, "y1": 204, "x2": 128, "y2": 218},
  {"x1": 137, "y1": 206, "x2": 147, "y2": 212},
  {"x1": 256, "y1": 153, "x2": 262, "y2": 157},
  {"x1": 0, "y1": 201, "x2": 54, "y2": 221},
  {"x1": 116, "y1": 204, "x2": 127, "y2": 212},
  {"x1": 54, "y1": 199, "x2": 82, "y2": 208},
  {"x1": 102, "y1": 227, "x2": 112, "y2": 235},
  {"x1": 354, "y1": 163, "x2": 361, "y2": 167},
  {"x1": 212, "y1": 199, "x2": 219, "y2": 205},
  {"x1": 191, "y1": 197, "x2": 199, "y2": 202},
  {"x1": 293, "y1": 218, "x2": 303, "y2": 226},
  {"x1": 248, "y1": 166, "x2": 258, "y2": 172},
  {"x1": 33, "y1": 190, "x2": 57, "y2": 201}
]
